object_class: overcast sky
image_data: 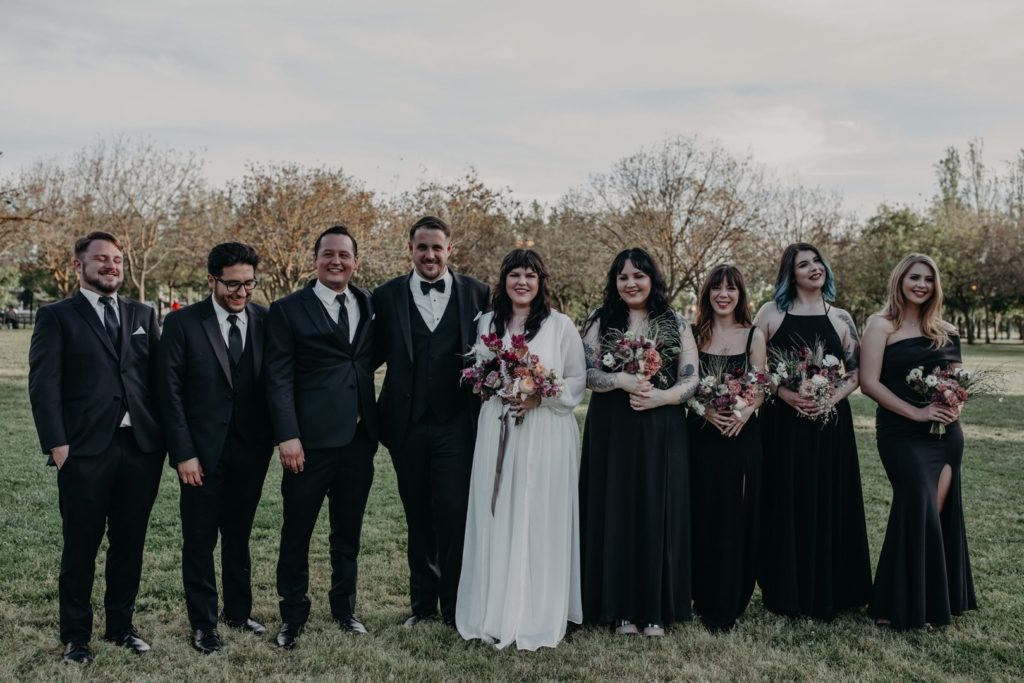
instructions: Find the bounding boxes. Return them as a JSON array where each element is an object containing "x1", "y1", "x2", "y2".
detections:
[{"x1": 2, "y1": 0, "x2": 1022, "y2": 215}]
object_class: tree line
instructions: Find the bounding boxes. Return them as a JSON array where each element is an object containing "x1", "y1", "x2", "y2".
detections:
[{"x1": 1, "y1": 136, "x2": 1022, "y2": 342}]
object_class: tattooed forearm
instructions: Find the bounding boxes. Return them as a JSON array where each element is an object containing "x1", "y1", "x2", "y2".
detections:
[
  {"x1": 838, "y1": 312, "x2": 860, "y2": 371},
  {"x1": 681, "y1": 363, "x2": 695, "y2": 378},
  {"x1": 583, "y1": 342, "x2": 598, "y2": 370},
  {"x1": 587, "y1": 368, "x2": 618, "y2": 391}
]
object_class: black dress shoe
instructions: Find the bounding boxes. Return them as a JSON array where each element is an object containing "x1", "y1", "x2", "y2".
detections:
[
  {"x1": 403, "y1": 613, "x2": 438, "y2": 627},
  {"x1": 225, "y1": 617, "x2": 267, "y2": 635},
  {"x1": 62, "y1": 642, "x2": 93, "y2": 664},
  {"x1": 103, "y1": 626, "x2": 151, "y2": 654},
  {"x1": 275, "y1": 623, "x2": 302, "y2": 650},
  {"x1": 191, "y1": 628, "x2": 222, "y2": 655},
  {"x1": 336, "y1": 615, "x2": 368, "y2": 635}
]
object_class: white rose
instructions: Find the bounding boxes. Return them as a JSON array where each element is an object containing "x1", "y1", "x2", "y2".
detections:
[
  {"x1": 823, "y1": 354, "x2": 839, "y2": 368},
  {"x1": 602, "y1": 353, "x2": 616, "y2": 368},
  {"x1": 924, "y1": 375, "x2": 938, "y2": 387},
  {"x1": 907, "y1": 368, "x2": 923, "y2": 381},
  {"x1": 700, "y1": 376, "x2": 716, "y2": 388},
  {"x1": 811, "y1": 374, "x2": 829, "y2": 386}
]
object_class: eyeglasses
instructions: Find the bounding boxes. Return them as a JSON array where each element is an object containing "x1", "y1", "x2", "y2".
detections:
[{"x1": 214, "y1": 278, "x2": 258, "y2": 293}]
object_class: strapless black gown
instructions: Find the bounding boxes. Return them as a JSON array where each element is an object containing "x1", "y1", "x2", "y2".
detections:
[
  {"x1": 758, "y1": 312, "x2": 871, "y2": 620},
  {"x1": 869, "y1": 335, "x2": 976, "y2": 628}
]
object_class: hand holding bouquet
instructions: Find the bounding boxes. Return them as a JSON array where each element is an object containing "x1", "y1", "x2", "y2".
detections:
[
  {"x1": 462, "y1": 333, "x2": 565, "y2": 425},
  {"x1": 905, "y1": 365, "x2": 999, "y2": 435},
  {"x1": 769, "y1": 340, "x2": 847, "y2": 423},
  {"x1": 687, "y1": 356, "x2": 770, "y2": 436},
  {"x1": 597, "y1": 313, "x2": 680, "y2": 388}
]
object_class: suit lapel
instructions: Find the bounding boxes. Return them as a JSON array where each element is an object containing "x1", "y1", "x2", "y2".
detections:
[
  {"x1": 247, "y1": 302, "x2": 263, "y2": 378},
  {"x1": 453, "y1": 272, "x2": 478, "y2": 352},
  {"x1": 71, "y1": 291, "x2": 117, "y2": 359},
  {"x1": 301, "y1": 285, "x2": 336, "y2": 341},
  {"x1": 201, "y1": 299, "x2": 233, "y2": 387},
  {"x1": 350, "y1": 287, "x2": 372, "y2": 352},
  {"x1": 117, "y1": 297, "x2": 135, "y2": 362},
  {"x1": 397, "y1": 275, "x2": 414, "y2": 362}
]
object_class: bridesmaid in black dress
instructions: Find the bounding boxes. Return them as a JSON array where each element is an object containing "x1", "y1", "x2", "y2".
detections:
[
  {"x1": 579, "y1": 248, "x2": 699, "y2": 637},
  {"x1": 688, "y1": 264, "x2": 767, "y2": 631},
  {"x1": 753, "y1": 243, "x2": 872, "y2": 620},
  {"x1": 860, "y1": 253, "x2": 976, "y2": 629}
]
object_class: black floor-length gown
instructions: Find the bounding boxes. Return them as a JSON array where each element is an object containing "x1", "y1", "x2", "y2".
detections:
[
  {"x1": 758, "y1": 310, "x2": 871, "y2": 620},
  {"x1": 580, "y1": 318, "x2": 691, "y2": 627},
  {"x1": 688, "y1": 328, "x2": 761, "y2": 631},
  {"x1": 869, "y1": 335, "x2": 976, "y2": 628}
]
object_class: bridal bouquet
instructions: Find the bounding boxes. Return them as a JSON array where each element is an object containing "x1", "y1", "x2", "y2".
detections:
[
  {"x1": 769, "y1": 340, "x2": 847, "y2": 422},
  {"x1": 687, "y1": 355, "x2": 771, "y2": 419},
  {"x1": 906, "y1": 365, "x2": 999, "y2": 435},
  {"x1": 597, "y1": 313, "x2": 680, "y2": 388},
  {"x1": 461, "y1": 332, "x2": 565, "y2": 425}
]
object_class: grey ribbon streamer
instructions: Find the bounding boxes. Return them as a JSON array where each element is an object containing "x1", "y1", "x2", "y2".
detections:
[{"x1": 490, "y1": 407, "x2": 512, "y2": 515}]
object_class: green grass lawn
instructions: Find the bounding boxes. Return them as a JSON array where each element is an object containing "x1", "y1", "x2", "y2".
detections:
[{"x1": 1, "y1": 329, "x2": 1022, "y2": 681}]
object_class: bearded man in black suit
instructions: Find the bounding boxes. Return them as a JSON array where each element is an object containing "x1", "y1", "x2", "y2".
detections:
[
  {"x1": 264, "y1": 224, "x2": 378, "y2": 649},
  {"x1": 372, "y1": 216, "x2": 489, "y2": 627},
  {"x1": 28, "y1": 231, "x2": 163, "y2": 664},
  {"x1": 158, "y1": 242, "x2": 274, "y2": 654}
]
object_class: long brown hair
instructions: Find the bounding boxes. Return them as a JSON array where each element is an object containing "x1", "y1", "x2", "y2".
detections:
[
  {"x1": 694, "y1": 264, "x2": 752, "y2": 349},
  {"x1": 882, "y1": 253, "x2": 954, "y2": 348}
]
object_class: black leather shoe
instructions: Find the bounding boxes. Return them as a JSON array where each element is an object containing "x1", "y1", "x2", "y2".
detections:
[
  {"x1": 403, "y1": 613, "x2": 438, "y2": 627},
  {"x1": 191, "y1": 628, "x2": 221, "y2": 655},
  {"x1": 225, "y1": 617, "x2": 266, "y2": 635},
  {"x1": 103, "y1": 626, "x2": 151, "y2": 654},
  {"x1": 62, "y1": 642, "x2": 93, "y2": 664},
  {"x1": 275, "y1": 623, "x2": 302, "y2": 650},
  {"x1": 336, "y1": 615, "x2": 368, "y2": 635}
]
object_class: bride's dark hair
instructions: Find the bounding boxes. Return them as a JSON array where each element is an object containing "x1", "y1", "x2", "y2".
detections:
[
  {"x1": 490, "y1": 249, "x2": 551, "y2": 341},
  {"x1": 583, "y1": 247, "x2": 672, "y2": 336}
]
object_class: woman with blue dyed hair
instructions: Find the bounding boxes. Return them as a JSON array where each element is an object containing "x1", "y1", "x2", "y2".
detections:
[{"x1": 753, "y1": 243, "x2": 871, "y2": 620}]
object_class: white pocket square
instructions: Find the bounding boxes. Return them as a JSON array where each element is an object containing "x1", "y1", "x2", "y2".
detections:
[
  {"x1": 371, "y1": 313, "x2": 376, "y2": 321},
  {"x1": 132, "y1": 326, "x2": 146, "y2": 336},
  {"x1": 473, "y1": 311, "x2": 482, "y2": 322}
]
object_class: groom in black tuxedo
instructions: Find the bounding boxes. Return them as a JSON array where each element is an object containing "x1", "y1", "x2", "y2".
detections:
[
  {"x1": 373, "y1": 216, "x2": 489, "y2": 627},
  {"x1": 264, "y1": 225, "x2": 378, "y2": 649},
  {"x1": 28, "y1": 231, "x2": 163, "y2": 664},
  {"x1": 157, "y1": 243, "x2": 274, "y2": 655}
]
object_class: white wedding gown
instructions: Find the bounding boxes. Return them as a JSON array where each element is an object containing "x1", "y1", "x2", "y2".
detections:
[{"x1": 456, "y1": 311, "x2": 586, "y2": 650}]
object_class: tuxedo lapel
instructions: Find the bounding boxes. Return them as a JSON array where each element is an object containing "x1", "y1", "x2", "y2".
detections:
[
  {"x1": 397, "y1": 275, "x2": 414, "y2": 362},
  {"x1": 117, "y1": 297, "x2": 135, "y2": 361},
  {"x1": 350, "y1": 287, "x2": 372, "y2": 352},
  {"x1": 247, "y1": 302, "x2": 263, "y2": 378},
  {"x1": 201, "y1": 299, "x2": 233, "y2": 387},
  {"x1": 453, "y1": 272, "x2": 477, "y2": 352},
  {"x1": 71, "y1": 292, "x2": 118, "y2": 359},
  {"x1": 300, "y1": 286, "x2": 336, "y2": 340}
]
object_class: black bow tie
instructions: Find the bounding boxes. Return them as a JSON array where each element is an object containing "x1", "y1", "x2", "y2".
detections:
[{"x1": 420, "y1": 279, "x2": 446, "y2": 295}]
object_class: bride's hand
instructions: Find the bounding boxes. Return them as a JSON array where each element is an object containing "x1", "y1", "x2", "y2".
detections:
[{"x1": 509, "y1": 394, "x2": 541, "y2": 419}]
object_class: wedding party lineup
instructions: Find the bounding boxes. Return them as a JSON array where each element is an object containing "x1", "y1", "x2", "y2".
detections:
[{"x1": 28, "y1": 218, "x2": 982, "y2": 665}]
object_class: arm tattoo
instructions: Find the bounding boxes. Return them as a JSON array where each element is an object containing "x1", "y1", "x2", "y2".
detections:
[
  {"x1": 681, "y1": 363, "x2": 695, "y2": 378},
  {"x1": 583, "y1": 342, "x2": 598, "y2": 370},
  {"x1": 587, "y1": 368, "x2": 617, "y2": 390},
  {"x1": 838, "y1": 312, "x2": 860, "y2": 372}
]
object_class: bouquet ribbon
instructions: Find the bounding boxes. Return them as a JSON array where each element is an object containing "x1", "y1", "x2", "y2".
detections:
[{"x1": 491, "y1": 407, "x2": 512, "y2": 515}]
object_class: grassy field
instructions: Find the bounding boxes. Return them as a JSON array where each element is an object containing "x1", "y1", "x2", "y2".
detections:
[{"x1": 1, "y1": 329, "x2": 1022, "y2": 682}]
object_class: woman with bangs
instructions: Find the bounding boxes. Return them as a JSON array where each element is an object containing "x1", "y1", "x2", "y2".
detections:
[
  {"x1": 579, "y1": 248, "x2": 699, "y2": 637},
  {"x1": 753, "y1": 243, "x2": 871, "y2": 620},
  {"x1": 456, "y1": 249, "x2": 587, "y2": 650},
  {"x1": 860, "y1": 254, "x2": 976, "y2": 629},
  {"x1": 688, "y1": 264, "x2": 766, "y2": 631}
]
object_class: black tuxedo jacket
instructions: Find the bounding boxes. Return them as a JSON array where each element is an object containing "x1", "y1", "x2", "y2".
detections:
[
  {"x1": 28, "y1": 291, "x2": 163, "y2": 463},
  {"x1": 264, "y1": 281, "x2": 378, "y2": 449},
  {"x1": 372, "y1": 271, "x2": 489, "y2": 450},
  {"x1": 157, "y1": 298, "x2": 273, "y2": 471}
]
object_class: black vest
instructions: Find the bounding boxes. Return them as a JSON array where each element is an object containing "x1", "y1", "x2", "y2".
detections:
[
  {"x1": 227, "y1": 326, "x2": 263, "y2": 450},
  {"x1": 409, "y1": 285, "x2": 462, "y2": 423}
]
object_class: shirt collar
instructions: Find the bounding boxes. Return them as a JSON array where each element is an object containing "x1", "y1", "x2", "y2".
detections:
[
  {"x1": 211, "y1": 296, "x2": 247, "y2": 325},
  {"x1": 80, "y1": 288, "x2": 118, "y2": 308},
  {"x1": 410, "y1": 268, "x2": 452, "y2": 291},
  {"x1": 314, "y1": 279, "x2": 350, "y2": 307}
]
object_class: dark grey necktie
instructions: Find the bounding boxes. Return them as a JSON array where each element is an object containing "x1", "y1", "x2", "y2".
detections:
[
  {"x1": 99, "y1": 296, "x2": 120, "y2": 351},
  {"x1": 227, "y1": 314, "x2": 243, "y2": 365},
  {"x1": 335, "y1": 293, "x2": 351, "y2": 342}
]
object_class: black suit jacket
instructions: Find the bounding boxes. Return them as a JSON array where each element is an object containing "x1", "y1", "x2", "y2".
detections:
[
  {"x1": 157, "y1": 298, "x2": 273, "y2": 471},
  {"x1": 372, "y1": 271, "x2": 489, "y2": 450},
  {"x1": 28, "y1": 291, "x2": 163, "y2": 463},
  {"x1": 264, "y1": 281, "x2": 378, "y2": 449}
]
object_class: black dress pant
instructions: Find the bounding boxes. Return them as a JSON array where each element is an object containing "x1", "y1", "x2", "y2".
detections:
[
  {"x1": 392, "y1": 411, "x2": 474, "y2": 621},
  {"x1": 56, "y1": 429, "x2": 163, "y2": 644},
  {"x1": 179, "y1": 433, "x2": 271, "y2": 630},
  {"x1": 276, "y1": 423, "x2": 376, "y2": 625}
]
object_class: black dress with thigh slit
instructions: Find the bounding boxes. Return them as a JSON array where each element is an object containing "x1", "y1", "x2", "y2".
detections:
[{"x1": 869, "y1": 335, "x2": 976, "y2": 628}]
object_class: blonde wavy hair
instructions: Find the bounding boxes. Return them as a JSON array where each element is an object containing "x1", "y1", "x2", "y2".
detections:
[{"x1": 883, "y1": 253, "x2": 955, "y2": 348}]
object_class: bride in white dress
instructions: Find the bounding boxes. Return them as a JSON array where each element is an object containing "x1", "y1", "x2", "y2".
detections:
[{"x1": 456, "y1": 249, "x2": 586, "y2": 651}]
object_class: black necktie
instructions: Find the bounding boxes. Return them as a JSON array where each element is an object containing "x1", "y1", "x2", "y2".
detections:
[
  {"x1": 99, "y1": 296, "x2": 120, "y2": 351},
  {"x1": 420, "y1": 279, "x2": 446, "y2": 295},
  {"x1": 227, "y1": 314, "x2": 243, "y2": 365},
  {"x1": 335, "y1": 293, "x2": 351, "y2": 342}
]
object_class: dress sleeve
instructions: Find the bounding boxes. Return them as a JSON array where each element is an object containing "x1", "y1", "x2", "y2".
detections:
[
  {"x1": 949, "y1": 334, "x2": 962, "y2": 364},
  {"x1": 542, "y1": 314, "x2": 587, "y2": 415}
]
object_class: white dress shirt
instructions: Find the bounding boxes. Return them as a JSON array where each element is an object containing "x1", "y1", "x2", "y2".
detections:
[
  {"x1": 211, "y1": 296, "x2": 247, "y2": 351},
  {"x1": 410, "y1": 269, "x2": 453, "y2": 332},
  {"x1": 79, "y1": 287, "x2": 131, "y2": 427},
  {"x1": 313, "y1": 279, "x2": 360, "y2": 342}
]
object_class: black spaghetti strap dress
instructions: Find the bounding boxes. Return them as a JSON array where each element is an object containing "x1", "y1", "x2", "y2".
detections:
[
  {"x1": 758, "y1": 310, "x2": 871, "y2": 620},
  {"x1": 869, "y1": 335, "x2": 976, "y2": 628},
  {"x1": 687, "y1": 327, "x2": 761, "y2": 631}
]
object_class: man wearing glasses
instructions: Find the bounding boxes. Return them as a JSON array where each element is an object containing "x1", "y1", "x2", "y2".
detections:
[{"x1": 157, "y1": 243, "x2": 274, "y2": 654}]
